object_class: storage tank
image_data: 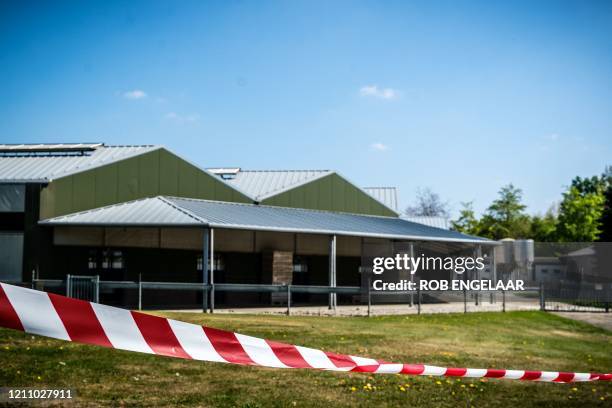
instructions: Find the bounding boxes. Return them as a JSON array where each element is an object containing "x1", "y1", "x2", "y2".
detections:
[
  {"x1": 514, "y1": 239, "x2": 534, "y2": 264},
  {"x1": 495, "y1": 238, "x2": 515, "y2": 264}
]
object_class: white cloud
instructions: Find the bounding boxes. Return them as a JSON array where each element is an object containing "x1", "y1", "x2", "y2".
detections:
[
  {"x1": 122, "y1": 89, "x2": 147, "y2": 100},
  {"x1": 548, "y1": 133, "x2": 559, "y2": 141},
  {"x1": 370, "y1": 142, "x2": 389, "y2": 151},
  {"x1": 165, "y1": 112, "x2": 200, "y2": 124},
  {"x1": 359, "y1": 85, "x2": 398, "y2": 100}
]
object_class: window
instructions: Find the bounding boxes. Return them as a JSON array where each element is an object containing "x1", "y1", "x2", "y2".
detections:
[
  {"x1": 88, "y1": 250, "x2": 97, "y2": 270},
  {"x1": 541, "y1": 269, "x2": 548, "y2": 274},
  {"x1": 358, "y1": 266, "x2": 372, "y2": 274},
  {"x1": 197, "y1": 254, "x2": 225, "y2": 272},
  {"x1": 293, "y1": 257, "x2": 308, "y2": 273},
  {"x1": 90, "y1": 249, "x2": 124, "y2": 270},
  {"x1": 111, "y1": 251, "x2": 124, "y2": 269},
  {"x1": 553, "y1": 269, "x2": 561, "y2": 274}
]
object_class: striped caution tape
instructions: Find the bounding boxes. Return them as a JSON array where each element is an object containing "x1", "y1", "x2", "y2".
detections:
[{"x1": 0, "y1": 283, "x2": 609, "y2": 383}]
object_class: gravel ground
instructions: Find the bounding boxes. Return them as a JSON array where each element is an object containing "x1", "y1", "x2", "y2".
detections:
[{"x1": 169, "y1": 299, "x2": 542, "y2": 316}]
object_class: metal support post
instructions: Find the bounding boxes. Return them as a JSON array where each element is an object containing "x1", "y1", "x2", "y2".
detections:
[
  {"x1": 409, "y1": 242, "x2": 415, "y2": 307},
  {"x1": 138, "y1": 273, "x2": 142, "y2": 311},
  {"x1": 367, "y1": 278, "x2": 372, "y2": 317},
  {"x1": 474, "y1": 245, "x2": 482, "y2": 306},
  {"x1": 210, "y1": 228, "x2": 215, "y2": 313},
  {"x1": 286, "y1": 285, "x2": 291, "y2": 316},
  {"x1": 329, "y1": 234, "x2": 337, "y2": 310},
  {"x1": 94, "y1": 275, "x2": 100, "y2": 303},
  {"x1": 202, "y1": 228, "x2": 210, "y2": 312}
]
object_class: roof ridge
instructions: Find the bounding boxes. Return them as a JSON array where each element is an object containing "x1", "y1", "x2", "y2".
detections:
[
  {"x1": 364, "y1": 186, "x2": 397, "y2": 189},
  {"x1": 239, "y1": 169, "x2": 332, "y2": 173},
  {"x1": 157, "y1": 196, "x2": 207, "y2": 224},
  {"x1": 165, "y1": 195, "x2": 402, "y2": 220},
  {"x1": 102, "y1": 144, "x2": 158, "y2": 148}
]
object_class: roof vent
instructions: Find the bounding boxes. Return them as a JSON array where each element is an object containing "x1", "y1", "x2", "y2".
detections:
[
  {"x1": 0, "y1": 143, "x2": 103, "y2": 157},
  {"x1": 207, "y1": 167, "x2": 241, "y2": 180}
]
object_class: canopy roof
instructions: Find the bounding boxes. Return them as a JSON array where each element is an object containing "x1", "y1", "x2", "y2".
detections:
[{"x1": 40, "y1": 196, "x2": 494, "y2": 244}]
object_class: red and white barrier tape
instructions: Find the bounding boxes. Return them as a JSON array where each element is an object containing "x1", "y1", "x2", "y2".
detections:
[{"x1": 0, "y1": 283, "x2": 609, "y2": 383}]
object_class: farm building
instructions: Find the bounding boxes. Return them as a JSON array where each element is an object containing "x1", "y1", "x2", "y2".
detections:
[{"x1": 0, "y1": 143, "x2": 494, "y2": 308}]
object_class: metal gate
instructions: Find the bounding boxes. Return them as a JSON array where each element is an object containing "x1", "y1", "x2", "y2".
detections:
[{"x1": 66, "y1": 274, "x2": 99, "y2": 302}]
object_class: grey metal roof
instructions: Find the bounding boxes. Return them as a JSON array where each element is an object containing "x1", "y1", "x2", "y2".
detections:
[
  {"x1": 402, "y1": 216, "x2": 450, "y2": 230},
  {"x1": 211, "y1": 169, "x2": 333, "y2": 201},
  {"x1": 0, "y1": 144, "x2": 160, "y2": 183},
  {"x1": 39, "y1": 196, "x2": 202, "y2": 226},
  {"x1": 41, "y1": 196, "x2": 494, "y2": 244},
  {"x1": 363, "y1": 187, "x2": 398, "y2": 211}
]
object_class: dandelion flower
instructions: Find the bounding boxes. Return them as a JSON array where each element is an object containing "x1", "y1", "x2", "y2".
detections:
[{"x1": 350, "y1": 387, "x2": 356, "y2": 392}]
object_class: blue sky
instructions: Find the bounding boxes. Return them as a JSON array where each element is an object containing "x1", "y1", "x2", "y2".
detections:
[{"x1": 1, "y1": 1, "x2": 611, "y2": 217}]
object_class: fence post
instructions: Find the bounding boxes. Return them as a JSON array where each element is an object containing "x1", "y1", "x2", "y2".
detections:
[
  {"x1": 502, "y1": 290, "x2": 506, "y2": 312},
  {"x1": 539, "y1": 281, "x2": 545, "y2": 311},
  {"x1": 66, "y1": 274, "x2": 71, "y2": 297},
  {"x1": 94, "y1": 275, "x2": 100, "y2": 303},
  {"x1": 31, "y1": 270, "x2": 35, "y2": 289},
  {"x1": 367, "y1": 278, "x2": 371, "y2": 318},
  {"x1": 138, "y1": 273, "x2": 142, "y2": 311},
  {"x1": 463, "y1": 289, "x2": 467, "y2": 314},
  {"x1": 286, "y1": 285, "x2": 291, "y2": 316},
  {"x1": 417, "y1": 286, "x2": 421, "y2": 315}
]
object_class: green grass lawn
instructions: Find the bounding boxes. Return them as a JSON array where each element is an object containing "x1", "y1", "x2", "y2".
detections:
[{"x1": 1, "y1": 311, "x2": 610, "y2": 407}]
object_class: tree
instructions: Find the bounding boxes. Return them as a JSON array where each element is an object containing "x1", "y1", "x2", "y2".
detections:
[
  {"x1": 598, "y1": 165, "x2": 612, "y2": 242},
  {"x1": 556, "y1": 185, "x2": 605, "y2": 242},
  {"x1": 529, "y1": 206, "x2": 557, "y2": 242},
  {"x1": 405, "y1": 187, "x2": 450, "y2": 217},
  {"x1": 571, "y1": 175, "x2": 604, "y2": 195},
  {"x1": 450, "y1": 201, "x2": 480, "y2": 235},
  {"x1": 478, "y1": 184, "x2": 531, "y2": 239}
]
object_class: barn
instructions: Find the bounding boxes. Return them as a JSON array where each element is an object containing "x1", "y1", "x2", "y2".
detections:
[{"x1": 0, "y1": 143, "x2": 494, "y2": 309}]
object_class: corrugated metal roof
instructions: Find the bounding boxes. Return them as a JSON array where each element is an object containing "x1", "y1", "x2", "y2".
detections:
[
  {"x1": 402, "y1": 216, "x2": 450, "y2": 230},
  {"x1": 40, "y1": 196, "x2": 202, "y2": 226},
  {"x1": 363, "y1": 187, "x2": 398, "y2": 211},
  {"x1": 40, "y1": 196, "x2": 493, "y2": 244},
  {"x1": 0, "y1": 144, "x2": 160, "y2": 182},
  {"x1": 218, "y1": 170, "x2": 333, "y2": 201}
]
